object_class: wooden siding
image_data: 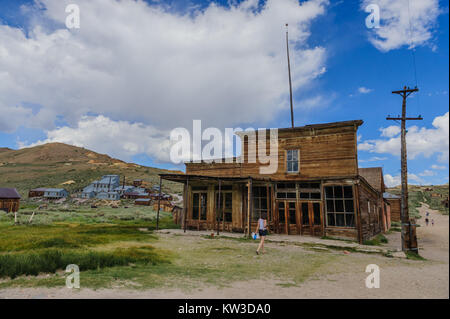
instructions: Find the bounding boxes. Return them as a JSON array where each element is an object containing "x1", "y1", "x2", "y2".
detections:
[
  {"x1": 186, "y1": 123, "x2": 359, "y2": 180},
  {"x1": 0, "y1": 198, "x2": 20, "y2": 213},
  {"x1": 358, "y1": 181, "x2": 383, "y2": 241},
  {"x1": 386, "y1": 198, "x2": 401, "y2": 222}
]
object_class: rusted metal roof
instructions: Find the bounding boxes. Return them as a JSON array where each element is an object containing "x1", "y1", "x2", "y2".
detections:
[{"x1": 0, "y1": 188, "x2": 21, "y2": 199}]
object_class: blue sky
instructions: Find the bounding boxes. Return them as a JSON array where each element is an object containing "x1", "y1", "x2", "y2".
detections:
[{"x1": 0, "y1": 0, "x2": 448, "y2": 186}]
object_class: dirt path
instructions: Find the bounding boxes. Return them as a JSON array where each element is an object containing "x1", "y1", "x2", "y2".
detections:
[{"x1": 1, "y1": 203, "x2": 448, "y2": 299}]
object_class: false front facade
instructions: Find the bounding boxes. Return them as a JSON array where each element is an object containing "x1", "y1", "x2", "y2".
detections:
[{"x1": 161, "y1": 120, "x2": 388, "y2": 243}]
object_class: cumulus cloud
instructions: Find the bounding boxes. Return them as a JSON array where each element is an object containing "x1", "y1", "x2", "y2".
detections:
[
  {"x1": 380, "y1": 125, "x2": 400, "y2": 138},
  {"x1": 361, "y1": 0, "x2": 441, "y2": 51},
  {"x1": 384, "y1": 172, "x2": 422, "y2": 187},
  {"x1": 431, "y1": 164, "x2": 446, "y2": 170},
  {"x1": 21, "y1": 115, "x2": 173, "y2": 163},
  {"x1": 419, "y1": 169, "x2": 435, "y2": 177},
  {"x1": 358, "y1": 156, "x2": 388, "y2": 163},
  {"x1": 358, "y1": 112, "x2": 449, "y2": 163},
  {"x1": 0, "y1": 0, "x2": 329, "y2": 137},
  {"x1": 358, "y1": 87, "x2": 373, "y2": 94}
]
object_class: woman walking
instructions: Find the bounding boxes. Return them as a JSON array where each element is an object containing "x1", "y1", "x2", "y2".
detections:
[{"x1": 256, "y1": 213, "x2": 268, "y2": 255}]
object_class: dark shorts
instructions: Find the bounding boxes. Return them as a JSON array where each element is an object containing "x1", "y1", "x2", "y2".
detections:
[{"x1": 259, "y1": 230, "x2": 267, "y2": 237}]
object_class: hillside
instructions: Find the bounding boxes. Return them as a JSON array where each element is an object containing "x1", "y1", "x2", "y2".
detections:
[
  {"x1": 387, "y1": 184, "x2": 449, "y2": 218},
  {"x1": 0, "y1": 143, "x2": 183, "y2": 196}
]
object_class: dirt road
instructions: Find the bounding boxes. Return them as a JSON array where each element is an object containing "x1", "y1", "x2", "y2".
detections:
[{"x1": 1, "y1": 203, "x2": 448, "y2": 299}]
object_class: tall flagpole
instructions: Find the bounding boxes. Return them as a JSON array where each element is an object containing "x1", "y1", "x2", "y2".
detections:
[{"x1": 286, "y1": 23, "x2": 294, "y2": 128}]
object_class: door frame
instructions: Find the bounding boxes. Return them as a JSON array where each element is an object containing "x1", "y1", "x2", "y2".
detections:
[{"x1": 276, "y1": 199, "x2": 323, "y2": 236}]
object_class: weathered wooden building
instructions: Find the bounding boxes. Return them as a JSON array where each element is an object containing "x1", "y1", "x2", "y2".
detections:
[
  {"x1": 0, "y1": 188, "x2": 21, "y2": 213},
  {"x1": 384, "y1": 192, "x2": 401, "y2": 222},
  {"x1": 28, "y1": 188, "x2": 46, "y2": 198},
  {"x1": 161, "y1": 120, "x2": 388, "y2": 243}
]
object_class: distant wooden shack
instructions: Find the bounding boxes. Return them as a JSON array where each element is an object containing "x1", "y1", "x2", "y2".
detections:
[
  {"x1": 135, "y1": 198, "x2": 151, "y2": 206},
  {"x1": 384, "y1": 192, "x2": 401, "y2": 222},
  {"x1": 133, "y1": 179, "x2": 143, "y2": 187},
  {"x1": 172, "y1": 205, "x2": 183, "y2": 224},
  {"x1": 0, "y1": 188, "x2": 21, "y2": 213},
  {"x1": 28, "y1": 188, "x2": 46, "y2": 198}
]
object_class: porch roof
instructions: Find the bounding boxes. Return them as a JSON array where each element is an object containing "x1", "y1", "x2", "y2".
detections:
[
  {"x1": 159, "y1": 173, "x2": 257, "y2": 184},
  {"x1": 159, "y1": 173, "x2": 363, "y2": 185}
]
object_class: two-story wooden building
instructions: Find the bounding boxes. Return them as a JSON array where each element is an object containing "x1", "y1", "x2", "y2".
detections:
[{"x1": 160, "y1": 120, "x2": 388, "y2": 243}]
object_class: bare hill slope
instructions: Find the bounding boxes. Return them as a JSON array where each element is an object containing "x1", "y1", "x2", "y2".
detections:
[{"x1": 0, "y1": 143, "x2": 183, "y2": 196}]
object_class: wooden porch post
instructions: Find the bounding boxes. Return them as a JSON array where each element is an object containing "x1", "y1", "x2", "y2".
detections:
[
  {"x1": 184, "y1": 177, "x2": 189, "y2": 233},
  {"x1": 217, "y1": 179, "x2": 221, "y2": 235},
  {"x1": 247, "y1": 177, "x2": 253, "y2": 237},
  {"x1": 156, "y1": 176, "x2": 162, "y2": 230},
  {"x1": 354, "y1": 183, "x2": 363, "y2": 244}
]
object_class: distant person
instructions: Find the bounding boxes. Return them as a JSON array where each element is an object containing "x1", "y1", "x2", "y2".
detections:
[
  {"x1": 432, "y1": 219, "x2": 434, "y2": 226},
  {"x1": 426, "y1": 211, "x2": 430, "y2": 217},
  {"x1": 425, "y1": 217, "x2": 429, "y2": 226},
  {"x1": 255, "y1": 213, "x2": 268, "y2": 255}
]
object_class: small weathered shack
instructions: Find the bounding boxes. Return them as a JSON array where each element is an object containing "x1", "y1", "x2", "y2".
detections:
[
  {"x1": 28, "y1": 188, "x2": 46, "y2": 198},
  {"x1": 135, "y1": 198, "x2": 151, "y2": 206},
  {"x1": 133, "y1": 179, "x2": 143, "y2": 187},
  {"x1": 0, "y1": 188, "x2": 21, "y2": 212},
  {"x1": 172, "y1": 205, "x2": 183, "y2": 224},
  {"x1": 161, "y1": 120, "x2": 388, "y2": 243},
  {"x1": 384, "y1": 192, "x2": 401, "y2": 222}
]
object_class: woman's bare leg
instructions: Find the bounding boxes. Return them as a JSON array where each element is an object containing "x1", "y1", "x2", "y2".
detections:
[{"x1": 257, "y1": 236, "x2": 265, "y2": 253}]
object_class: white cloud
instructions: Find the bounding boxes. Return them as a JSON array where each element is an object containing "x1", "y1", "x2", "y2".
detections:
[
  {"x1": 361, "y1": 0, "x2": 441, "y2": 51},
  {"x1": 431, "y1": 164, "x2": 447, "y2": 170},
  {"x1": 384, "y1": 172, "x2": 423, "y2": 187},
  {"x1": 0, "y1": 0, "x2": 329, "y2": 136},
  {"x1": 419, "y1": 169, "x2": 435, "y2": 177},
  {"x1": 21, "y1": 115, "x2": 173, "y2": 163},
  {"x1": 358, "y1": 156, "x2": 388, "y2": 163},
  {"x1": 358, "y1": 112, "x2": 449, "y2": 163},
  {"x1": 380, "y1": 125, "x2": 400, "y2": 138},
  {"x1": 358, "y1": 87, "x2": 373, "y2": 94}
]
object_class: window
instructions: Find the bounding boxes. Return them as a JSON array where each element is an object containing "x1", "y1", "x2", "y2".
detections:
[
  {"x1": 288, "y1": 202, "x2": 296, "y2": 224},
  {"x1": 298, "y1": 182, "x2": 321, "y2": 200},
  {"x1": 278, "y1": 202, "x2": 285, "y2": 222},
  {"x1": 286, "y1": 150, "x2": 299, "y2": 173},
  {"x1": 324, "y1": 185, "x2": 355, "y2": 227},
  {"x1": 192, "y1": 192, "x2": 207, "y2": 220},
  {"x1": 276, "y1": 183, "x2": 296, "y2": 199},
  {"x1": 252, "y1": 186, "x2": 270, "y2": 221}
]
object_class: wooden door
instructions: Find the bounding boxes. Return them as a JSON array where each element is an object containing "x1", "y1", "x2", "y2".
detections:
[
  {"x1": 300, "y1": 202, "x2": 322, "y2": 236},
  {"x1": 276, "y1": 200, "x2": 299, "y2": 234}
]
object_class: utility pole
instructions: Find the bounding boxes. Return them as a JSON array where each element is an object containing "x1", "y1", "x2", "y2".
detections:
[
  {"x1": 286, "y1": 23, "x2": 294, "y2": 128},
  {"x1": 387, "y1": 86, "x2": 422, "y2": 252}
]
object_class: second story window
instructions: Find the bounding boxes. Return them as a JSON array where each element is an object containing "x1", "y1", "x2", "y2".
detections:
[{"x1": 286, "y1": 149, "x2": 299, "y2": 173}]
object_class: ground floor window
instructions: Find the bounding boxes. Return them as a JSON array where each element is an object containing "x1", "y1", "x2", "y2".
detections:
[
  {"x1": 253, "y1": 186, "x2": 270, "y2": 221},
  {"x1": 192, "y1": 192, "x2": 207, "y2": 220},
  {"x1": 324, "y1": 185, "x2": 355, "y2": 227}
]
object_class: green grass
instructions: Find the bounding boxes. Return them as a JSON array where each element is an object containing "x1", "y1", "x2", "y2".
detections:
[
  {"x1": 363, "y1": 234, "x2": 388, "y2": 246},
  {"x1": 0, "y1": 207, "x2": 178, "y2": 280},
  {"x1": 0, "y1": 246, "x2": 169, "y2": 279},
  {"x1": 405, "y1": 251, "x2": 426, "y2": 261}
]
